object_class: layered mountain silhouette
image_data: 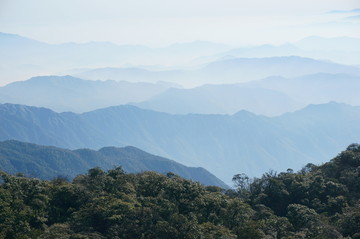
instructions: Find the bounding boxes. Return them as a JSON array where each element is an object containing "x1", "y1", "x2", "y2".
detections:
[
  {"x1": 2, "y1": 73, "x2": 359, "y2": 116},
  {"x1": 134, "y1": 84, "x2": 300, "y2": 116},
  {"x1": 197, "y1": 56, "x2": 360, "y2": 84},
  {"x1": 0, "y1": 75, "x2": 179, "y2": 112},
  {"x1": 0, "y1": 140, "x2": 228, "y2": 188},
  {"x1": 76, "y1": 67, "x2": 186, "y2": 84},
  {"x1": 208, "y1": 36, "x2": 360, "y2": 65},
  {"x1": 1, "y1": 102, "x2": 360, "y2": 184},
  {"x1": 0, "y1": 32, "x2": 229, "y2": 83},
  {"x1": 2, "y1": 32, "x2": 360, "y2": 86},
  {"x1": 135, "y1": 73, "x2": 360, "y2": 116},
  {"x1": 77, "y1": 56, "x2": 360, "y2": 86},
  {"x1": 247, "y1": 73, "x2": 360, "y2": 106}
]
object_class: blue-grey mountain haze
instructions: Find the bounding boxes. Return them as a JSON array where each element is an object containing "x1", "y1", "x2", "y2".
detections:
[
  {"x1": 0, "y1": 75, "x2": 180, "y2": 113},
  {"x1": 1, "y1": 102, "x2": 359, "y2": 184},
  {"x1": 2, "y1": 72, "x2": 359, "y2": 116},
  {"x1": 2, "y1": 32, "x2": 360, "y2": 85}
]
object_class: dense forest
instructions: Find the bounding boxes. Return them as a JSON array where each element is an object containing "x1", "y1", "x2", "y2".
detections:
[{"x1": 0, "y1": 144, "x2": 359, "y2": 239}]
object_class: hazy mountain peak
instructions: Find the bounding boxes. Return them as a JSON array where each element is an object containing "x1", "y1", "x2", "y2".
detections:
[
  {"x1": 233, "y1": 109, "x2": 258, "y2": 118},
  {"x1": 82, "y1": 104, "x2": 158, "y2": 116},
  {"x1": 280, "y1": 102, "x2": 360, "y2": 119},
  {"x1": 302, "y1": 101, "x2": 350, "y2": 111},
  {"x1": 24, "y1": 75, "x2": 81, "y2": 83},
  {"x1": 0, "y1": 32, "x2": 46, "y2": 45},
  {"x1": 0, "y1": 103, "x2": 54, "y2": 114},
  {"x1": 0, "y1": 75, "x2": 180, "y2": 113}
]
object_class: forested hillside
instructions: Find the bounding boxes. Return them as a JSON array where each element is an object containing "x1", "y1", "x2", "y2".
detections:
[
  {"x1": 0, "y1": 140, "x2": 227, "y2": 188},
  {"x1": 0, "y1": 144, "x2": 359, "y2": 238}
]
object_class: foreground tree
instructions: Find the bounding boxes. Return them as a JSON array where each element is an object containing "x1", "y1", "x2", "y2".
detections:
[{"x1": 1, "y1": 144, "x2": 360, "y2": 238}]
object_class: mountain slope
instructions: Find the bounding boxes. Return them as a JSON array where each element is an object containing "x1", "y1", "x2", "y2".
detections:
[
  {"x1": 133, "y1": 73, "x2": 360, "y2": 116},
  {"x1": 1, "y1": 103, "x2": 360, "y2": 184},
  {"x1": 0, "y1": 75, "x2": 179, "y2": 112},
  {"x1": 2, "y1": 32, "x2": 360, "y2": 86},
  {"x1": 75, "y1": 56, "x2": 360, "y2": 86},
  {"x1": 210, "y1": 38, "x2": 360, "y2": 65},
  {"x1": 134, "y1": 84, "x2": 301, "y2": 116},
  {"x1": 197, "y1": 56, "x2": 360, "y2": 84},
  {"x1": 0, "y1": 140, "x2": 228, "y2": 188},
  {"x1": 246, "y1": 73, "x2": 360, "y2": 106},
  {"x1": 2, "y1": 73, "x2": 359, "y2": 116},
  {"x1": 0, "y1": 32, "x2": 230, "y2": 84},
  {"x1": 75, "y1": 67, "x2": 186, "y2": 84}
]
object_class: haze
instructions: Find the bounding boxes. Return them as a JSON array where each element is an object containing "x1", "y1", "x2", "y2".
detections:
[{"x1": 0, "y1": 0, "x2": 359, "y2": 46}]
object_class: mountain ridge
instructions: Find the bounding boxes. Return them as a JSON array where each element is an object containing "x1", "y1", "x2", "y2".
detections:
[
  {"x1": 0, "y1": 139, "x2": 228, "y2": 188},
  {"x1": 0, "y1": 75, "x2": 179, "y2": 113},
  {"x1": 1, "y1": 102, "x2": 360, "y2": 184},
  {"x1": 2, "y1": 73, "x2": 359, "y2": 116}
]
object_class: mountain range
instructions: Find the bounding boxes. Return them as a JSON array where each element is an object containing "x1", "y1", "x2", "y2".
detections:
[
  {"x1": 1, "y1": 73, "x2": 359, "y2": 116},
  {"x1": 1, "y1": 102, "x2": 360, "y2": 184},
  {"x1": 0, "y1": 140, "x2": 227, "y2": 188},
  {"x1": 207, "y1": 36, "x2": 360, "y2": 66},
  {"x1": 135, "y1": 73, "x2": 360, "y2": 116},
  {"x1": 134, "y1": 84, "x2": 300, "y2": 116},
  {"x1": 196, "y1": 56, "x2": 360, "y2": 84},
  {"x1": 2, "y1": 32, "x2": 360, "y2": 86},
  {"x1": 75, "y1": 67, "x2": 186, "y2": 84},
  {"x1": 76, "y1": 56, "x2": 360, "y2": 86},
  {"x1": 0, "y1": 32, "x2": 229, "y2": 84},
  {"x1": 247, "y1": 73, "x2": 360, "y2": 105},
  {"x1": 0, "y1": 75, "x2": 180, "y2": 112}
]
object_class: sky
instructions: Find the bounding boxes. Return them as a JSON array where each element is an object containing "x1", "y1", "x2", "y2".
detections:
[{"x1": 0, "y1": 0, "x2": 359, "y2": 46}]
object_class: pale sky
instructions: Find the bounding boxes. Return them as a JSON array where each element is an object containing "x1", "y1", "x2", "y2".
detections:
[{"x1": 0, "y1": 0, "x2": 359, "y2": 46}]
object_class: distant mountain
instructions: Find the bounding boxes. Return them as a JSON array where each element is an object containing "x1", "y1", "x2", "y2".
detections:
[
  {"x1": 0, "y1": 75, "x2": 179, "y2": 112},
  {"x1": 214, "y1": 44, "x2": 302, "y2": 59},
  {"x1": 75, "y1": 67, "x2": 186, "y2": 83},
  {"x1": 0, "y1": 32, "x2": 148, "y2": 65},
  {"x1": 3, "y1": 32, "x2": 360, "y2": 86},
  {"x1": 246, "y1": 73, "x2": 360, "y2": 106},
  {"x1": 1, "y1": 102, "x2": 360, "y2": 184},
  {"x1": 2, "y1": 72, "x2": 358, "y2": 116},
  {"x1": 0, "y1": 32, "x2": 47, "y2": 49},
  {"x1": 197, "y1": 56, "x2": 360, "y2": 84},
  {"x1": 75, "y1": 56, "x2": 360, "y2": 86},
  {"x1": 132, "y1": 73, "x2": 360, "y2": 116},
  {"x1": 0, "y1": 140, "x2": 228, "y2": 188},
  {"x1": 134, "y1": 84, "x2": 301, "y2": 116},
  {"x1": 0, "y1": 32, "x2": 231, "y2": 84},
  {"x1": 2, "y1": 73, "x2": 359, "y2": 116},
  {"x1": 211, "y1": 41, "x2": 360, "y2": 65},
  {"x1": 0, "y1": 32, "x2": 148, "y2": 84}
]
